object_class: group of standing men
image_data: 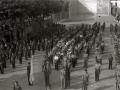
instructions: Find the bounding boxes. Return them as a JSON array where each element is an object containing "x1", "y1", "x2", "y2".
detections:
[{"x1": 42, "y1": 21, "x2": 108, "y2": 90}]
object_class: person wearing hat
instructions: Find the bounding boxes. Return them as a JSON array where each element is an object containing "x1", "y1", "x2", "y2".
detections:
[
  {"x1": 95, "y1": 61, "x2": 101, "y2": 82},
  {"x1": 13, "y1": 81, "x2": 22, "y2": 90},
  {"x1": 27, "y1": 62, "x2": 31, "y2": 86},
  {"x1": 82, "y1": 69, "x2": 89, "y2": 90}
]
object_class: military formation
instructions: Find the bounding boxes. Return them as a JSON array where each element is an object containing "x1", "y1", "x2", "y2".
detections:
[
  {"x1": 41, "y1": 21, "x2": 108, "y2": 90},
  {"x1": 110, "y1": 23, "x2": 120, "y2": 90},
  {"x1": 1, "y1": 20, "x2": 120, "y2": 90}
]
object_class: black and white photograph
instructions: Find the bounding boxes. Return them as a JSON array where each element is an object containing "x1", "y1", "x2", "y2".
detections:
[{"x1": 0, "y1": 0, "x2": 120, "y2": 90}]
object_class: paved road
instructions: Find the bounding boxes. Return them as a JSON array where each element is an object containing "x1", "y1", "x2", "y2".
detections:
[{"x1": 0, "y1": 15, "x2": 118, "y2": 90}]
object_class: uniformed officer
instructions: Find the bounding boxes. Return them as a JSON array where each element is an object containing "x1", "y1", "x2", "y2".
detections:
[
  {"x1": 60, "y1": 67, "x2": 66, "y2": 89},
  {"x1": 27, "y1": 62, "x2": 31, "y2": 86},
  {"x1": 2, "y1": 53, "x2": 6, "y2": 68},
  {"x1": 15, "y1": 42, "x2": 19, "y2": 59},
  {"x1": 37, "y1": 40, "x2": 40, "y2": 51},
  {"x1": 24, "y1": 46, "x2": 28, "y2": 60},
  {"x1": 71, "y1": 54, "x2": 76, "y2": 69},
  {"x1": 0, "y1": 61, "x2": 4, "y2": 74},
  {"x1": 18, "y1": 45, "x2": 23, "y2": 64},
  {"x1": 31, "y1": 41, "x2": 35, "y2": 55},
  {"x1": 108, "y1": 54, "x2": 113, "y2": 70},
  {"x1": 82, "y1": 69, "x2": 89, "y2": 90},
  {"x1": 13, "y1": 81, "x2": 22, "y2": 90},
  {"x1": 43, "y1": 60, "x2": 51, "y2": 87},
  {"x1": 12, "y1": 53, "x2": 16, "y2": 68},
  {"x1": 27, "y1": 43, "x2": 31, "y2": 58},
  {"x1": 95, "y1": 61, "x2": 101, "y2": 82},
  {"x1": 83, "y1": 52, "x2": 88, "y2": 68},
  {"x1": 54, "y1": 55, "x2": 59, "y2": 71},
  {"x1": 100, "y1": 41, "x2": 105, "y2": 54}
]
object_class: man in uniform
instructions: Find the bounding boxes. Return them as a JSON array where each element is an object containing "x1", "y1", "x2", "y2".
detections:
[
  {"x1": 82, "y1": 69, "x2": 89, "y2": 90},
  {"x1": 18, "y1": 45, "x2": 23, "y2": 64},
  {"x1": 43, "y1": 60, "x2": 51, "y2": 87},
  {"x1": 27, "y1": 43, "x2": 31, "y2": 58},
  {"x1": 24, "y1": 46, "x2": 28, "y2": 60},
  {"x1": 12, "y1": 53, "x2": 16, "y2": 68},
  {"x1": 100, "y1": 41, "x2": 105, "y2": 54},
  {"x1": 13, "y1": 81, "x2": 22, "y2": 90},
  {"x1": 108, "y1": 54, "x2": 113, "y2": 70},
  {"x1": 60, "y1": 67, "x2": 66, "y2": 89},
  {"x1": 54, "y1": 55, "x2": 59, "y2": 71},
  {"x1": 83, "y1": 52, "x2": 88, "y2": 68},
  {"x1": 95, "y1": 61, "x2": 101, "y2": 82},
  {"x1": 27, "y1": 62, "x2": 31, "y2": 86}
]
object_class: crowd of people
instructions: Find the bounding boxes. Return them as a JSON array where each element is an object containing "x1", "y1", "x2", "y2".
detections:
[
  {"x1": 110, "y1": 23, "x2": 120, "y2": 90},
  {"x1": 1, "y1": 17, "x2": 119, "y2": 90},
  {"x1": 42, "y1": 21, "x2": 107, "y2": 90}
]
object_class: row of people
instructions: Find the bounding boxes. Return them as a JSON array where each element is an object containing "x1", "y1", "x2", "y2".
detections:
[{"x1": 42, "y1": 22, "x2": 106, "y2": 90}]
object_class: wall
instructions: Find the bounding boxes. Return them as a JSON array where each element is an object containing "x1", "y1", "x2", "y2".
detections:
[
  {"x1": 69, "y1": 0, "x2": 78, "y2": 18},
  {"x1": 52, "y1": 11, "x2": 69, "y2": 22},
  {"x1": 77, "y1": 0, "x2": 96, "y2": 14},
  {"x1": 77, "y1": 0, "x2": 110, "y2": 15}
]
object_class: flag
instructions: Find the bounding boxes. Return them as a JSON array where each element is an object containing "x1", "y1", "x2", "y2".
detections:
[{"x1": 30, "y1": 55, "x2": 34, "y2": 84}]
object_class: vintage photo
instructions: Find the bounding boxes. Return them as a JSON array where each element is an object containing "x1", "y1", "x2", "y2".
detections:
[{"x1": 0, "y1": 0, "x2": 119, "y2": 90}]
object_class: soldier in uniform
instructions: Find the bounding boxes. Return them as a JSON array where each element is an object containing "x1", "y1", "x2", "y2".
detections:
[
  {"x1": 54, "y1": 55, "x2": 59, "y2": 71},
  {"x1": 24, "y1": 46, "x2": 28, "y2": 60},
  {"x1": 108, "y1": 54, "x2": 113, "y2": 70},
  {"x1": 31, "y1": 41, "x2": 35, "y2": 55},
  {"x1": 12, "y1": 53, "x2": 16, "y2": 68},
  {"x1": 37, "y1": 40, "x2": 40, "y2": 51},
  {"x1": 83, "y1": 52, "x2": 88, "y2": 68},
  {"x1": 43, "y1": 60, "x2": 51, "y2": 87},
  {"x1": 13, "y1": 81, "x2": 22, "y2": 90},
  {"x1": 18, "y1": 45, "x2": 23, "y2": 64},
  {"x1": 27, "y1": 62, "x2": 31, "y2": 86},
  {"x1": 60, "y1": 67, "x2": 66, "y2": 89},
  {"x1": 95, "y1": 61, "x2": 101, "y2": 82},
  {"x1": 99, "y1": 41, "x2": 105, "y2": 54},
  {"x1": 15, "y1": 42, "x2": 19, "y2": 59},
  {"x1": 0, "y1": 60, "x2": 4, "y2": 74},
  {"x1": 82, "y1": 69, "x2": 89, "y2": 90},
  {"x1": 27, "y1": 43, "x2": 31, "y2": 58},
  {"x1": 71, "y1": 53, "x2": 76, "y2": 69},
  {"x1": 9, "y1": 48, "x2": 12, "y2": 63}
]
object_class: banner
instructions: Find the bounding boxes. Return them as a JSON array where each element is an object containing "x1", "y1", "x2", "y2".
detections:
[
  {"x1": 96, "y1": 0, "x2": 110, "y2": 15},
  {"x1": 30, "y1": 56, "x2": 34, "y2": 84}
]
